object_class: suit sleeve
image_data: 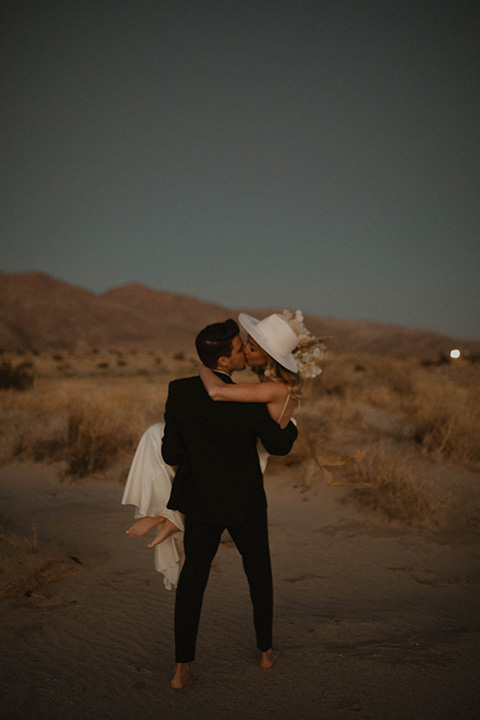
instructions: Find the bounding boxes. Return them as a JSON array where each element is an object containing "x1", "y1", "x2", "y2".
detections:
[
  {"x1": 161, "y1": 383, "x2": 185, "y2": 466},
  {"x1": 250, "y1": 405, "x2": 298, "y2": 456}
]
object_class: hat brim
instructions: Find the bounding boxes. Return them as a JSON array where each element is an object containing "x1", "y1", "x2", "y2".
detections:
[{"x1": 238, "y1": 313, "x2": 298, "y2": 373}]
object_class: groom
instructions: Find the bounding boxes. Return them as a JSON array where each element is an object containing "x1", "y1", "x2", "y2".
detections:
[{"x1": 162, "y1": 318, "x2": 298, "y2": 689}]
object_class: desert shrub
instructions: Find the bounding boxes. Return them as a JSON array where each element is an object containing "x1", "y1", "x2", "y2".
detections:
[
  {"x1": 349, "y1": 448, "x2": 437, "y2": 524},
  {"x1": 0, "y1": 529, "x2": 80, "y2": 599},
  {"x1": 0, "y1": 361, "x2": 34, "y2": 391},
  {"x1": 8, "y1": 428, "x2": 66, "y2": 463},
  {"x1": 409, "y1": 377, "x2": 480, "y2": 468},
  {"x1": 65, "y1": 402, "x2": 130, "y2": 477}
]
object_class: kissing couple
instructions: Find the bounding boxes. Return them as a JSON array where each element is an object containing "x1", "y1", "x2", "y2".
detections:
[{"x1": 122, "y1": 311, "x2": 323, "y2": 689}]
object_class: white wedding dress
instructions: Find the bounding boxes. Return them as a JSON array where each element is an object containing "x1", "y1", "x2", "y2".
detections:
[
  {"x1": 121, "y1": 422, "x2": 269, "y2": 590},
  {"x1": 121, "y1": 423, "x2": 184, "y2": 590}
]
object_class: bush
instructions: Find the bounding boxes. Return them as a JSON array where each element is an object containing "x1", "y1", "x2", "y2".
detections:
[
  {"x1": 349, "y1": 448, "x2": 438, "y2": 524},
  {"x1": 64, "y1": 400, "x2": 139, "y2": 477},
  {"x1": 0, "y1": 361, "x2": 34, "y2": 391},
  {"x1": 410, "y1": 378, "x2": 480, "y2": 468},
  {"x1": 65, "y1": 403, "x2": 122, "y2": 477}
]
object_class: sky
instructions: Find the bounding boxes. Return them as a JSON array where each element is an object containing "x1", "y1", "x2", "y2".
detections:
[{"x1": 1, "y1": 0, "x2": 479, "y2": 339}]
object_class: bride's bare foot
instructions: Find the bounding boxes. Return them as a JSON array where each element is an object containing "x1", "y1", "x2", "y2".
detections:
[
  {"x1": 259, "y1": 648, "x2": 281, "y2": 669},
  {"x1": 126, "y1": 516, "x2": 164, "y2": 537},
  {"x1": 170, "y1": 663, "x2": 193, "y2": 690},
  {"x1": 147, "y1": 518, "x2": 181, "y2": 548}
]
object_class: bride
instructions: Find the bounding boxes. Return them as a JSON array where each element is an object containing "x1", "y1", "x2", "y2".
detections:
[{"x1": 121, "y1": 310, "x2": 323, "y2": 589}]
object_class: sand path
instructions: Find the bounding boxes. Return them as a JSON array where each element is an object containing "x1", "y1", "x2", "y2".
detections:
[{"x1": 0, "y1": 463, "x2": 479, "y2": 720}]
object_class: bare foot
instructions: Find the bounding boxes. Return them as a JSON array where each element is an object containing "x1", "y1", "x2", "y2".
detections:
[
  {"x1": 170, "y1": 663, "x2": 193, "y2": 690},
  {"x1": 126, "y1": 516, "x2": 164, "y2": 537},
  {"x1": 147, "y1": 518, "x2": 181, "y2": 548},
  {"x1": 259, "y1": 648, "x2": 281, "y2": 669}
]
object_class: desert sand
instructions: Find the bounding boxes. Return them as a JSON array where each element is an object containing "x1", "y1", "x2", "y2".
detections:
[{"x1": 1, "y1": 453, "x2": 479, "y2": 720}]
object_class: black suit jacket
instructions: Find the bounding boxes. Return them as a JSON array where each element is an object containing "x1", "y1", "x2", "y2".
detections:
[{"x1": 162, "y1": 373, "x2": 298, "y2": 524}]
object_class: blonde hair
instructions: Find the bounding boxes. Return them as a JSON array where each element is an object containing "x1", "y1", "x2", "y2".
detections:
[{"x1": 252, "y1": 355, "x2": 303, "y2": 400}]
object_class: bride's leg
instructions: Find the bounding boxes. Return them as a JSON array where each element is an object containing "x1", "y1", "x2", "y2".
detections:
[
  {"x1": 147, "y1": 518, "x2": 181, "y2": 548},
  {"x1": 126, "y1": 516, "x2": 165, "y2": 537}
]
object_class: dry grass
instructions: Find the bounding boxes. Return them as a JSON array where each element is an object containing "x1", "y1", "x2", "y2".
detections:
[
  {"x1": 408, "y1": 376, "x2": 480, "y2": 468},
  {"x1": 0, "y1": 528, "x2": 81, "y2": 600},
  {"x1": 0, "y1": 350, "x2": 478, "y2": 526},
  {"x1": 307, "y1": 353, "x2": 480, "y2": 469},
  {"x1": 345, "y1": 447, "x2": 442, "y2": 525},
  {"x1": 0, "y1": 369, "x2": 172, "y2": 476},
  {"x1": 312, "y1": 353, "x2": 417, "y2": 406},
  {"x1": 66, "y1": 402, "x2": 132, "y2": 477}
]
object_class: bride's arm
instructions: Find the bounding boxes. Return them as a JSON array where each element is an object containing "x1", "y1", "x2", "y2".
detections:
[{"x1": 199, "y1": 365, "x2": 280, "y2": 403}]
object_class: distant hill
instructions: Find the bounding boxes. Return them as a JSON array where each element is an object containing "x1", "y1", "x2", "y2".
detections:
[{"x1": 0, "y1": 272, "x2": 477, "y2": 356}]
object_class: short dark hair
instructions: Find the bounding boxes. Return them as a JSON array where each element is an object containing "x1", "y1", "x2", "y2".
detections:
[{"x1": 195, "y1": 319, "x2": 240, "y2": 369}]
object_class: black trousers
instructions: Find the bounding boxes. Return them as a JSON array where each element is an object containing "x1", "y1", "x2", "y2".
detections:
[{"x1": 174, "y1": 512, "x2": 273, "y2": 663}]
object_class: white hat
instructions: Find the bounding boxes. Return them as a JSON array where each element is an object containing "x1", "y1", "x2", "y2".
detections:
[{"x1": 238, "y1": 313, "x2": 299, "y2": 373}]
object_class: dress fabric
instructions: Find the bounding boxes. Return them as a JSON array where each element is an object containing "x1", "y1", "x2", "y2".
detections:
[
  {"x1": 122, "y1": 421, "x2": 270, "y2": 590},
  {"x1": 121, "y1": 423, "x2": 185, "y2": 590},
  {"x1": 256, "y1": 439, "x2": 269, "y2": 474}
]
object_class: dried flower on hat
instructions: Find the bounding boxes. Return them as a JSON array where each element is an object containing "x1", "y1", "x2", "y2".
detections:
[{"x1": 282, "y1": 309, "x2": 326, "y2": 379}]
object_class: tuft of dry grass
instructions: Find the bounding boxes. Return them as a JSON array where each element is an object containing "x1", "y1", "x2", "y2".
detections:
[
  {"x1": 347, "y1": 448, "x2": 444, "y2": 524},
  {"x1": 65, "y1": 401, "x2": 137, "y2": 477},
  {"x1": 0, "y1": 528, "x2": 81, "y2": 600},
  {"x1": 408, "y1": 376, "x2": 480, "y2": 469}
]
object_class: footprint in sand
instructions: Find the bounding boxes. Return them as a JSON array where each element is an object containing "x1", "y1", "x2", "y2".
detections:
[
  {"x1": 410, "y1": 570, "x2": 459, "y2": 586},
  {"x1": 282, "y1": 573, "x2": 324, "y2": 583},
  {"x1": 388, "y1": 565, "x2": 458, "y2": 587}
]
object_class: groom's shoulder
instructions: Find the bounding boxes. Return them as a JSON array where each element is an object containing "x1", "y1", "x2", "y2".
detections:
[
  {"x1": 168, "y1": 375, "x2": 201, "y2": 393},
  {"x1": 169, "y1": 375, "x2": 200, "y2": 387}
]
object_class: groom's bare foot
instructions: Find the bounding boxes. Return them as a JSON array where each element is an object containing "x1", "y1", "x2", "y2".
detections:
[
  {"x1": 147, "y1": 518, "x2": 181, "y2": 547},
  {"x1": 170, "y1": 663, "x2": 193, "y2": 690},
  {"x1": 126, "y1": 516, "x2": 164, "y2": 537},
  {"x1": 259, "y1": 648, "x2": 281, "y2": 669}
]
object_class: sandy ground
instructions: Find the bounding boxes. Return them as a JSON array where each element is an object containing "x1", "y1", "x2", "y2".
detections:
[{"x1": 0, "y1": 460, "x2": 479, "y2": 720}]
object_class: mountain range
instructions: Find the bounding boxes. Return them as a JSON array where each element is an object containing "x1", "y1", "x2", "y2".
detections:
[{"x1": 0, "y1": 272, "x2": 477, "y2": 356}]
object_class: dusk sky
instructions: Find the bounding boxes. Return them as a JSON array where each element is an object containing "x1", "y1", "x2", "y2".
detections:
[{"x1": 2, "y1": 0, "x2": 479, "y2": 339}]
